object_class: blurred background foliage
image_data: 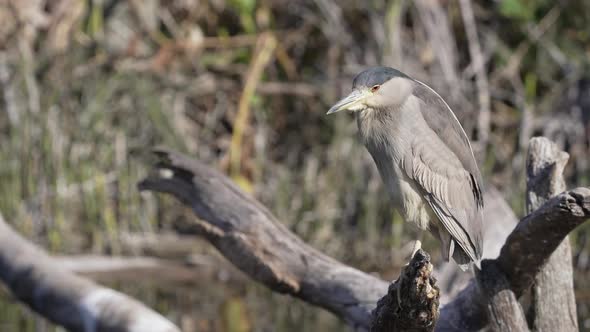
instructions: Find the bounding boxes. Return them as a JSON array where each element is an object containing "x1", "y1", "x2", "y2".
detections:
[{"x1": 0, "y1": 0, "x2": 588, "y2": 331}]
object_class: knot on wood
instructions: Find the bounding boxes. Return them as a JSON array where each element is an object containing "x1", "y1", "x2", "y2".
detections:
[{"x1": 370, "y1": 249, "x2": 440, "y2": 332}]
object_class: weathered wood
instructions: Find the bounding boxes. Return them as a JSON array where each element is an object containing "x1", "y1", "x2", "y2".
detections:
[
  {"x1": 436, "y1": 188, "x2": 589, "y2": 331},
  {"x1": 525, "y1": 137, "x2": 578, "y2": 332},
  {"x1": 468, "y1": 143, "x2": 565, "y2": 332},
  {"x1": 476, "y1": 260, "x2": 528, "y2": 332},
  {"x1": 496, "y1": 188, "x2": 590, "y2": 294},
  {"x1": 370, "y1": 249, "x2": 440, "y2": 332},
  {"x1": 139, "y1": 147, "x2": 590, "y2": 331},
  {"x1": 0, "y1": 213, "x2": 180, "y2": 332},
  {"x1": 139, "y1": 148, "x2": 389, "y2": 330}
]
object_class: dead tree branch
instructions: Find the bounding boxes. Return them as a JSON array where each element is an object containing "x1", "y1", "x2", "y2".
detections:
[
  {"x1": 469, "y1": 136, "x2": 580, "y2": 331},
  {"x1": 139, "y1": 144, "x2": 590, "y2": 331},
  {"x1": 139, "y1": 148, "x2": 389, "y2": 329},
  {"x1": 497, "y1": 188, "x2": 590, "y2": 295},
  {"x1": 0, "y1": 213, "x2": 180, "y2": 332},
  {"x1": 525, "y1": 137, "x2": 578, "y2": 331},
  {"x1": 471, "y1": 136, "x2": 581, "y2": 331},
  {"x1": 438, "y1": 187, "x2": 590, "y2": 331},
  {"x1": 476, "y1": 260, "x2": 528, "y2": 332}
]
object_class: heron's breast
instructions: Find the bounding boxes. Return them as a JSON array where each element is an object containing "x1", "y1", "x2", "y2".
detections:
[
  {"x1": 397, "y1": 171, "x2": 433, "y2": 230},
  {"x1": 357, "y1": 98, "x2": 434, "y2": 230}
]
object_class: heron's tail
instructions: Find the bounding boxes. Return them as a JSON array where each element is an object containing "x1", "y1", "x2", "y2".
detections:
[
  {"x1": 436, "y1": 226, "x2": 480, "y2": 271},
  {"x1": 439, "y1": 230, "x2": 479, "y2": 271}
]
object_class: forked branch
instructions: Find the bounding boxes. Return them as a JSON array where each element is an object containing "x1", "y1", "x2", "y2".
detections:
[{"x1": 139, "y1": 143, "x2": 590, "y2": 331}]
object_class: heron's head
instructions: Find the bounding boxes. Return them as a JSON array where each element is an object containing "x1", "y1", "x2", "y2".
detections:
[{"x1": 327, "y1": 67, "x2": 415, "y2": 115}]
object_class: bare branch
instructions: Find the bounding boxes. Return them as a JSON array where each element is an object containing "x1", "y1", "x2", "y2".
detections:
[
  {"x1": 469, "y1": 136, "x2": 580, "y2": 331},
  {"x1": 438, "y1": 188, "x2": 589, "y2": 331},
  {"x1": 139, "y1": 148, "x2": 388, "y2": 329},
  {"x1": 0, "y1": 213, "x2": 180, "y2": 332},
  {"x1": 139, "y1": 147, "x2": 590, "y2": 331},
  {"x1": 476, "y1": 261, "x2": 528, "y2": 332},
  {"x1": 525, "y1": 137, "x2": 578, "y2": 331},
  {"x1": 497, "y1": 188, "x2": 590, "y2": 294}
]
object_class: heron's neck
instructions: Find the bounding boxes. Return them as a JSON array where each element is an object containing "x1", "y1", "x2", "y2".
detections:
[
  {"x1": 356, "y1": 96, "x2": 421, "y2": 166},
  {"x1": 356, "y1": 105, "x2": 400, "y2": 147}
]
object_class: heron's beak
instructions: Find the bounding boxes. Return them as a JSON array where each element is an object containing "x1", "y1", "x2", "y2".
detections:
[{"x1": 326, "y1": 89, "x2": 370, "y2": 115}]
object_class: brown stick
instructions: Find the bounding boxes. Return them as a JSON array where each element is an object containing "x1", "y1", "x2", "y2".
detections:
[
  {"x1": 525, "y1": 137, "x2": 578, "y2": 331},
  {"x1": 139, "y1": 146, "x2": 590, "y2": 331},
  {"x1": 0, "y1": 213, "x2": 180, "y2": 332}
]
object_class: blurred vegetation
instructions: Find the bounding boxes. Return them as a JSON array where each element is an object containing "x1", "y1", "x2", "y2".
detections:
[{"x1": 0, "y1": 0, "x2": 589, "y2": 331}]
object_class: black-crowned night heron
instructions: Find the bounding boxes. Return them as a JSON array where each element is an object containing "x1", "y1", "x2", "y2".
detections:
[{"x1": 327, "y1": 67, "x2": 483, "y2": 270}]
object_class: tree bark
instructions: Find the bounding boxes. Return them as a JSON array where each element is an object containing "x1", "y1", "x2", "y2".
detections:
[
  {"x1": 0, "y1": 213, "x2": 180, "y2": 332},
  {"x1": 370, "y1": 249, "x2": 440, "y2": 332},
  {"x1": 525, "y1": 137, "x2": 578, "y2": 331},
  {"x1": 468, "y1": 136, "x2": 582, "y2": 332},
  {"x1": 496, "y1": 188, "x2": 590, "y2": 295},
  {"x1": 476, "y1": 260, "x2": 528, "y2": 332},
  {"x1": 138, "y1": 145, "x2": 590, "y2": 331}
]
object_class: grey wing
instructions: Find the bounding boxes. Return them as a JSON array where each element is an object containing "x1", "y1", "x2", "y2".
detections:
[
  {"x1": 402, "y1": 137, "x2": 483, "y2": 263},
  {"x1": 414, "y1": 81, "x2": 484, "y2": 195},
  {"x1": 403, "y1": 82, "x2": 484, "y2": 262}
]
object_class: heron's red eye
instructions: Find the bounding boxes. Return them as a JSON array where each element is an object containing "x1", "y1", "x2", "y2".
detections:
[{"x1": 371, "y1": 85, "x2": 380, "y2": 92}]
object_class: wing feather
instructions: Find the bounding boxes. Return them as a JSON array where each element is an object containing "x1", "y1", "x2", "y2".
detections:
[{"x1": 402, "y1": 82, "x2": 484, "y2": 262}]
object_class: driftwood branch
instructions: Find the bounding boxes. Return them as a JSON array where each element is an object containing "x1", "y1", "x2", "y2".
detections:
[
  {"x1": 0, "y1": 213, "x2": 180, "y2": 332},
  {"x1": 438, "y1": 188, "x2": 590, "y2": 331},
  {"x1": 525, "y1": 137, "x2": 578, "y2": 331},
  {"x1": 139, "y1": 148, "x2": 388, "y2": 329},
  {"x1": 476, "y1": 260, "x2": 528, "y2": 332},
  {"x1": 473, "y1": 136, "x2": 581, "y2": 331},
  {"x1": 138, "y1": 142, "x2": 590, "y2": 331},
  {"x1": 497, "y1": 188, "x2": 589, "y2": 294}
]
